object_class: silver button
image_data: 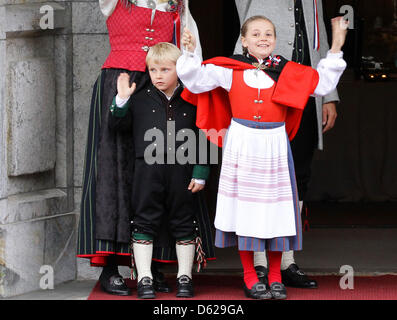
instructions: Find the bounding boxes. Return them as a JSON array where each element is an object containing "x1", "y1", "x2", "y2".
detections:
[
  {"x1": 150, "y1": 29, "x2": 155, "y2": 32},
  {"x1": 146, "y1": 28, "x2": 150, "y2": 32},
  {"x1": 288, "y1": 7, "x2": 292, "y2": 10},
  {"x1": 168, "y1": 118, "x2": 172, "y2": 120},
  {"x1": 168, "y1": 132, "x2": 172, "y2": 135},
  {"x1": 259, "y1": 100, "x2": 263, "y2": 104},
  {"x1": 288, "y1": 41, "x2": 292, "y2": 45},
  {"x1": 142, "y1": 45, "x2": 149, "y2": 52},
  {"x1": 254, "y1": 100, "x2": 258, "y2": 104},
  {"x1": 290, "y1": 23, "x2": 294, "y2": 28},
  {"x1": 145, "y1": 36, "x2": 150, "y2": 40},
  {"x1": 149, "y1": 37, "x2": 153, "y2": 41},
  {"x1": 181, "y1": 147, "x2": 184, "y2": 150},
  {"x1": 183, "y1": 113, "x2": 187, "y2": 116},
  {"x1": 152, "y1": 109, "x2": 155, "y2": 112}
]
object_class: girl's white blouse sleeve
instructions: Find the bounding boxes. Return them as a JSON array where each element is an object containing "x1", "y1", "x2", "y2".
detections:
[
  {"x1": 99, "y1": 0, "x2": 118, "y2": 17},
  {"x1": 313, "y1": 51, "x2": 347, "y2": 97},
  {"x1": 176, "y1": 51, "x2": 233, "y2": 93}
]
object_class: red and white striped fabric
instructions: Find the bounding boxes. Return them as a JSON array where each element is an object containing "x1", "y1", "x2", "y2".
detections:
[{"x1": 214, "y1": 120, "x2": 297, "y2": 239}]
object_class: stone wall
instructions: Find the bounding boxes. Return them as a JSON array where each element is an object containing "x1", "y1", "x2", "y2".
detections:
[{"x1": 0, "y1": 0, "x2": 110, "y2": 297}]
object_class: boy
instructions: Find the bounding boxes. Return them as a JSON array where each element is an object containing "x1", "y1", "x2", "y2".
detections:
[{"x1": 109, "y1": 42, "x2": 210, "y2": 299}]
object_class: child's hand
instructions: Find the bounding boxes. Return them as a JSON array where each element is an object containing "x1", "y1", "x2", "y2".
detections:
[
  {"x1": 182, "y1": 28, "x2": 196, "y2": 53},
  {"x1": 330, "y1": 16, "x2": 349, "y2": 53},
  {"x1": 188, "y1": 179, "x2": 205, "y2": 193},
  {"x1": 117, "y1": 73, "x2": 136, "y2": 99}
]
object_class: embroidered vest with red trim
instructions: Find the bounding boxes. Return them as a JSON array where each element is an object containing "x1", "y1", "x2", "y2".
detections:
[
  {"x1": 102, "y1": 2, "x2": 176, "y2": 72},
  {"x1": 228, "y1": 70, "x2": 288, "y2": 123}
]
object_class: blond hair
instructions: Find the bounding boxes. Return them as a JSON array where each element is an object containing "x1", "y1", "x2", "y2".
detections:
[
  {"x1": 241, "y1": 16, "x2": 276, "y2": 55},
  {"x1": 146, "y1": 42, "x2": 182, "y2": 65}
]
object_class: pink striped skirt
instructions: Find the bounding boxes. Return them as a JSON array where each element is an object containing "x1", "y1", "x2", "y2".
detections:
[{"x1": 214, "y1": 119, "x2": 302, "y2": 252}]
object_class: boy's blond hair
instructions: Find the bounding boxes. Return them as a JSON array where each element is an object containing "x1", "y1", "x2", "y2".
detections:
[{"x1": 146, "y1": 42, "x2": 182, "y2": 65}]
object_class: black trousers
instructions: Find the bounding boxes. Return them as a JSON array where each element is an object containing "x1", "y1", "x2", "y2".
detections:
[
  {"x1": 131, "y1": 159, "x2": 197, "y2": 240},
  {"x1": 290, "y1": 97, "x2": 318, "y2": 201}
]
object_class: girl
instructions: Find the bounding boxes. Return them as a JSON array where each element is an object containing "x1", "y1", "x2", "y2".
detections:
[{"x1": 177, "y1": 15, "x2": 348, "y2": 299}]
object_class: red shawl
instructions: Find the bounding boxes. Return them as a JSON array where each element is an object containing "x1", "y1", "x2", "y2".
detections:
[{"x1": 181, "y1": 57, "x2": 319, "y2": 147}]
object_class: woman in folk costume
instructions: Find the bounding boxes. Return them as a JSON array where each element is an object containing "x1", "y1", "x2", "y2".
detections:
[
  {"x1": 177, "y1": 16, "x2": 348, "y2": 299},
  {"x1": 77, "y1": 0, "x2": 215, "y2": 296}
]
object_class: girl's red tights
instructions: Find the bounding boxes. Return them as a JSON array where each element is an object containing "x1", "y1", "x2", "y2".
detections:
[
  {"x1": 238, "y1": 250, "x2": 258, "y2": 289},
  {"x1": 267, "y1": 251, "x2": 282, "y2": 284},
  {"x1": 239, "y1": 250, "x2": 283, "y2": 289}
]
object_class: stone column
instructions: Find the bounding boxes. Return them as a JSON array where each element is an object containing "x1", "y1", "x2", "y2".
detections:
[
  {"x1": 0, "y1": 0, "x2": 76, "y2": 297},
  {"x1": 71, "y1": 0, "x2": 111, "y2": 280}
]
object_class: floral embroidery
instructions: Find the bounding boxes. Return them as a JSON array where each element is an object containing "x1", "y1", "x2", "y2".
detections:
[
  {"x1": 166, "y1": 0, "x2": 179, "y2": 12},
  {"x1": 251, "y1": 55, "x2": 282, "y2": 70},
  {"x1": 264, "y1": 55, "x2": 281, "y2": 68}
]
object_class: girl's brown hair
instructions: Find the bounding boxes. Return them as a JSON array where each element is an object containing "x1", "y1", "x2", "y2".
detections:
[{"x1": 241, "y1": 15, "x2": 276, "y2": 56}]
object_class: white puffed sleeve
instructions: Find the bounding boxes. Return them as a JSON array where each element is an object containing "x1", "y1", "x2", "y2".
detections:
[
  {"x1": 313, "y1": 51, "x2": 347, "y2": 97},
  {"x1": 176, "y1": 51, "x2": 233, "y2": 93},
  {"x1": 99, "y1": 0, "x2": 118, "y2": 18}
]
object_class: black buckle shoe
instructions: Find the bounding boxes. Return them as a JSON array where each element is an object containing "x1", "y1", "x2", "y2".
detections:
[
  {"x1": 281, "y1": 263, "x2": 318, "y2": 289},
  {"x1": 152, "y1": 269, "x2": 172, "y2": 293},
  {"x1": 243, "y1": 282, "x2": 272, "y2": 300},
  {"x1": 137, "y1": 277, "x2": 156, "y2": 299},
  {"x1": 255, "y1": 266, "x2": 269, "y2": 288},
  {"x1": 176, "y1": 275, "x2": 194, "y2": 298},
  {"x1": 270, "y1": 282, "x2": 287, "y2": 300},
  {"x1": 99, "y1": 274, "x2": 131, "y2": 296}
]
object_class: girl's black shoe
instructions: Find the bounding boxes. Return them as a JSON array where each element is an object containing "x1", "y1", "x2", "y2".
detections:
[
  {"x1": 243, "y1": 282, "x2": 272, "y2": 300},
  {"x1": 270, "y1": 282, "x2": 287, "y2": 299}
]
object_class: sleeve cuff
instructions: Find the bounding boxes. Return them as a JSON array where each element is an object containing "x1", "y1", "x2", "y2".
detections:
[
  {"x1": 326, "y1": 50, "x2": 344, "y2": 59},
  {"x1": 110, "y1": 96, "x2": 129, "y2": 118},
  {"x1": 192, "y1": 165, "x2": 210, "y2": 180},
  {"x1": 193, "y1": 178, "x2": 205, "y2": 185},
  {"x1": 116, "y1": 94, "x2": 130, "y2": 107}
]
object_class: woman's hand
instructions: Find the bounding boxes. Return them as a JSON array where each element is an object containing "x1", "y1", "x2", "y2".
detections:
[
  {"x1": 117, "y1": 73, "x2": 136, "y2": 99},
  {"x1": 330, "y1": 16, "x2": 349, "y2": 53},
  {"x1": 182, "y1": 28, "x2": 196, "y2": 53}
]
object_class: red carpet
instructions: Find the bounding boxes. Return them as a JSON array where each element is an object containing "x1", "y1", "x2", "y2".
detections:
[{"x1": 88, "y1": 274, "x2": 397, "y2": 300}]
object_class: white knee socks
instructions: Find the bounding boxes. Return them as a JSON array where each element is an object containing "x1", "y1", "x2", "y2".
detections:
[
  {"x1": 133, "y1": 242, "x2": 153, "y2": 282},
  {"x1": 176, "y1": 243, "x2": 195, "y2": 279},
  {"x1": 254, "y1": 251, "x2": 268, "y2": 268}
]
